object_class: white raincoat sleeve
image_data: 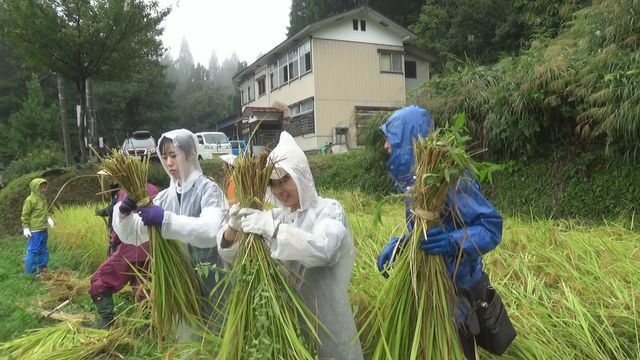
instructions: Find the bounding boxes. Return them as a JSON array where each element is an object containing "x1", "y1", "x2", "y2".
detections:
[
  {"x1": 112, "y1": 201, "x2": 150, "y2": 246},
  {"x1": 161, "y1": 182, "x2": 226, "y2": 248},
  {"x1": 269, "y1": 201, "x2": 346, "y2": 268},
  {"x1": 216, "y1": 225, "x2": 240, "y2": 265}
]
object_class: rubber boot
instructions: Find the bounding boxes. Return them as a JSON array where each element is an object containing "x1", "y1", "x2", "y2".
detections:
[{"x1": 91, "y1": 291, "x2": 114, "y2": 329}]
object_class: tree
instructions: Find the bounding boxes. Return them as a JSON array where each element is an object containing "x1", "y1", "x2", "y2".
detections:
[
  {"x1": 208, "y1": 50, "x2": 220, "y2": 81},
  {"x1": 288, "y1": 0, "x2": 360, "y2": 36},
  {"x1": 0, "y1": 39, "x2": 30, "y2": 124},
  {"x1": 412, "y1": 0, "x2": 591, "y2": 66},
  {"x1": 0, "y1": 0, "x2": 169, "y2": 161},
  {"x1": 0, "y1": 76, "x2": 58, "y2": 160},
  {"x1": 94, "y1": 60, "x2": 176, "y2": 147}
]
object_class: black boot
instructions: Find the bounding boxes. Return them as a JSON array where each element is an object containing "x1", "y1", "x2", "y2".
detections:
[{"x1": 91, "y1": 291, "x2": 114, "y2": 329}]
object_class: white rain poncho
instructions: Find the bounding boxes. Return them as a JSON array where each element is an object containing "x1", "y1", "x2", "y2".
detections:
[
  {"x1": 113, "y1": 129, "x2": 227, "y2": 312},
  {"x1": 218, "y1": 132, "x2": 363, "y2": 360}
]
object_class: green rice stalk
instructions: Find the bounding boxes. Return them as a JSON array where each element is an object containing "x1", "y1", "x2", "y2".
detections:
[
  {"x1": 100, "y1": 150, "x2": 203, "y2": 343},
  {"x1": 0, "y1": 321, "x2": 130, "y2": 359},
  {"x1": 369, "y1": 114, "x2": 497, "y2": 359},
  {"x1": 214, "y1": 150, "x2": 319, "y2": 360}
]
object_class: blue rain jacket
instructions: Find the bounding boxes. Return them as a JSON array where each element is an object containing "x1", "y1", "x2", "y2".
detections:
[{"x1": 380, "y1": 105, "x2": 503, "y2": 290}]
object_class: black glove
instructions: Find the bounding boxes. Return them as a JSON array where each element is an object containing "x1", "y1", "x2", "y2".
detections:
[{"x1": 119, "y1": 196, "x2": 137, "y2": 215}]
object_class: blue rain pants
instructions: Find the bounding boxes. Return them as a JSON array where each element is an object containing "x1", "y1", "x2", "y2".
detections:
[{"x1": 25, "y1": 230, "x2": 48, "y2": 274}]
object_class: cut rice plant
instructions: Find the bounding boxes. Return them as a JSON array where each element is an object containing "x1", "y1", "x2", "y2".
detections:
[
  {"x1": 369, "y1": 114, "x2": 499, "y2": 359},
  {"x1": 0, "y1": 320, "x2": 129, "y2": 359},
  {"x1": 100, "y1": 150, "x2": 203, "y2": 342},
  {"x1": 50, "y1": 204, "x2": 108, "y2": 273},
  {"x1": 214, "y1": 150, "x2": 319, "y2": 359}
]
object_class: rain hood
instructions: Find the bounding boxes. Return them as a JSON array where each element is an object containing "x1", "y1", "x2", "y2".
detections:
[
  {"x1": 157, "y1": 129, "x2": 203, "y2": 193},
  {"x1": 267, "y1": 131, "x2": 318, "y2": 211},
  {"x1": 379, "y1": 105, "x2": 433, "y2": 191}
]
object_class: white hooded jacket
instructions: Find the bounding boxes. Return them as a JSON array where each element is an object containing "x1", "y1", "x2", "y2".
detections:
[
  {"x1": 113, "y1": 129, "x2": 227, "y2": 302},
  {"x1": 218, "y1": 132, "x2": 363, "y2": 360}
]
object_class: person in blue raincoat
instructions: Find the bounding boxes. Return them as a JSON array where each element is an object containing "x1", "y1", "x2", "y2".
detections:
[{"x1": 376, "y1": 105, "x2": 503, "y2": 359}]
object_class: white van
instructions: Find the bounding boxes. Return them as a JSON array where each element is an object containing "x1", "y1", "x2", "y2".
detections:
[{"x1": 195, "y1": 132, "x2": 232, "y2": 160}]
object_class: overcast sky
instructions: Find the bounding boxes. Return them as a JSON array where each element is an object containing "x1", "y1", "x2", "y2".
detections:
[{"x1": 157, "y1": 0, "x2": 292, "y2": 66}]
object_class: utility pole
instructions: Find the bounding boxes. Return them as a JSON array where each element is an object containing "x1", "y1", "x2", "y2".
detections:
[
  {"x1": 85, "y1": 77, "x2": 97, "y2": 162},
  {"x1": 56, "y1": 74, "x2": 73, "y2": 166}
]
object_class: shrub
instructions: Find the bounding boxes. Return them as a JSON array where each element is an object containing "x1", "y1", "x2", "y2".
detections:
[
  {"x1": 486, "y1": 145, "x2": 640, "y2": 220},
  {"x1": 309, "y1": 150, "x2": 393, "y2": 196},
  {"x1": 0, "y1": 167, "x2": 102, "y2": 236},
  {"x1": 3, "y1": 146, "x2": 64, "y2": 183}
]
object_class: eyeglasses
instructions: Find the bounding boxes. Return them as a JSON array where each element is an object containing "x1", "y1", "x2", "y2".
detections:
[{"x1": 269, "y1": 174, "x2": 291, "y2": 187}]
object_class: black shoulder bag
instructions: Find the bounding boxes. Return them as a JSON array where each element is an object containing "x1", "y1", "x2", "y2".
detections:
[{"x1": 465, "y1": 272, "x2": 517, "y2": 355}]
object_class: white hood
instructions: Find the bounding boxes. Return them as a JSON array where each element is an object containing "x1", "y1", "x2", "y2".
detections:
[
  {"x1": 157, "y1": 129, "x2": 203, "y2": 192},
  {"x1": 267, "y1": 131, "x2": 318, "y2": 211}
]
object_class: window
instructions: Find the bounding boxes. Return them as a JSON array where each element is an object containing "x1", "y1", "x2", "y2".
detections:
[
  {"x1": 270, "y1": 63, "x2": 279, "y2": 90},
  {"x1": 360, "y1": 20, "x2": 366, "y2": 31},
  {"x1": 405, "y1": 61, "x2": 417, "y2": 79},
  {"x1": 239, "y1": 77, "x2": 254, "y2": 104},
  {"x1": 335, "y1": 128, "x2": 348, "y2": 145},
  {"x1": 379, "y1": 50, "x2": 403, "y2": 73},
  {"x1": 352, "y1": 19, "x2": 358, "y2": 30},
  {"x1": 257, "y1": 76, "x2": 266, "y2": 96},
  {"x1": 288, "y1": 48, "x2": 299, "y2": 80},
  {"x1": 202, "y1": 133, "x2": 230, "y2": 144},
  {"x1": 280, "y1": 54, "x2": 289, "y2": 84},
  {"x1": 290, "y1": 98, "x2": 313, "y2": 117},
  {"x1": 286, "y1": 98, "x2": 315, "y2": 136},
  {"x1": 269, "y1": 39, "x2": 311, "y2": 90},
  {"x1": 299, "y1": 40, "x2": 311, "y2": 74}
]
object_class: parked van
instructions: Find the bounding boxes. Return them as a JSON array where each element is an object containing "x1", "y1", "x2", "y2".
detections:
[{"x1": 195, "y1": 132, "x2": 232, "y2": 160}]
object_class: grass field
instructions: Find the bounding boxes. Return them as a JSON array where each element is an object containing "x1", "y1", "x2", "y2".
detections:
[{"x1": 0, "y1": 190, "x2": 638, "y2": 359}]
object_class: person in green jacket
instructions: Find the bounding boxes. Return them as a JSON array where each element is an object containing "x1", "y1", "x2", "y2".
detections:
[{"x1": 21, "y1": 178, "x2": 54, "y2": 275}]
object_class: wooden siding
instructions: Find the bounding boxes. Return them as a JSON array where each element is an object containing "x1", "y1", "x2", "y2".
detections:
[
  {"x1": 284, "y1": 112, "x2": 315, "y2": 137},
  {"x1": 313, "y1": 38, "x2": 406, "y2": 148}
]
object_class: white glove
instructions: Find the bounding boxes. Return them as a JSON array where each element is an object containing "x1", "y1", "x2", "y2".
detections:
[
  {"x1": 23, "y1": 228, "x2": 31, "y2": 238},
  {"x1": 47, "y1": 217, "x2": 55, "y2": 229},
  {"x1": 228, "y1": 204, "x2": 241, "y2": 231},
  {"x1": 239, "y1": 208, "x2": 277, "y2": 238}
]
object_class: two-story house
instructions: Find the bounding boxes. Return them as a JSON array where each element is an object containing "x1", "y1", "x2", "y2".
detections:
[{"x1": 231, "y1": 5, "x2": 435, "y2": 153}]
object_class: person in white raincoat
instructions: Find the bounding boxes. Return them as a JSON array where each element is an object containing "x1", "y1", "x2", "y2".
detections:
[
  {"x1": 218, "y1": 131, "x2": 364, "y2": 360},
  {"x1": 112, "y1": 129, "x2": 227, "y2": 324}
]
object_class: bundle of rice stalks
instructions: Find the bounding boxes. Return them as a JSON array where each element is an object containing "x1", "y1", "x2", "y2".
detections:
[
  {"x1": 0, "y1": 321, "x2": 128, "y2": 359},
  {"x1": 35, "y1": 269, "x2": 89, "y2": 308},
  {"x1": 100, "y1": 150, "x2": 203, "y2": 342},
  {"x1": 368, "y1": 114, "x2": 498, "y2": 359},
  {"x1": 214, "y1": 150, "x2": 319, "y2": 359}
]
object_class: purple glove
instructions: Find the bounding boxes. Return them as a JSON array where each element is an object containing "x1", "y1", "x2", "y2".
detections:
[
  {"x1": 419, "y1": 226, "x2": 456, "y2": 255},
  {"x1": 138, "y1": 205, "x2": 165, "y2": 226},
  {"x1": 119, "y1": 196, "x2": 137, "y2": 215}
]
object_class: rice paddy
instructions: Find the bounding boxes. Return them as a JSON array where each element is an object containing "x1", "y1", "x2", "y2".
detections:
[{"x1": 1, "y1": 190, "x2": 638, "y2": 359}]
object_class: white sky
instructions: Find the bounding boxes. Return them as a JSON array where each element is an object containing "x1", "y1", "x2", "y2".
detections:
[{"x1": 157, "y1": 0, "x2": 292, "y2": 66}]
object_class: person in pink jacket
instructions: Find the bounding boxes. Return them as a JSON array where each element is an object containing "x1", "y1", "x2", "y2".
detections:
[{"x1": 88, "y1": 181, "x2": 159, "y2": 329}]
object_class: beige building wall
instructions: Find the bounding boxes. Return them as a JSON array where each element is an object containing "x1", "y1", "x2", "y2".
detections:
[
  {"x1": 405, "y1": 54, "x2": 430, "y2": 96},
  {"x1": 312, "y1": 38, "x2": 406, "y2": 148},
  {"x1": 242, "y1": 68, "x2": 316, "y2": 116}
]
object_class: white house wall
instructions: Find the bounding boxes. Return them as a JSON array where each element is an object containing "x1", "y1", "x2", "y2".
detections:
[{"x1": 312, "y1": 15, "x2": 404, "y2": 46}]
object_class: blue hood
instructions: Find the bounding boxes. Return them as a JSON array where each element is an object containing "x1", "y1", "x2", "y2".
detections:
[{"x1": 380, "y1": 105, "x2": 433, "y2": 190}]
